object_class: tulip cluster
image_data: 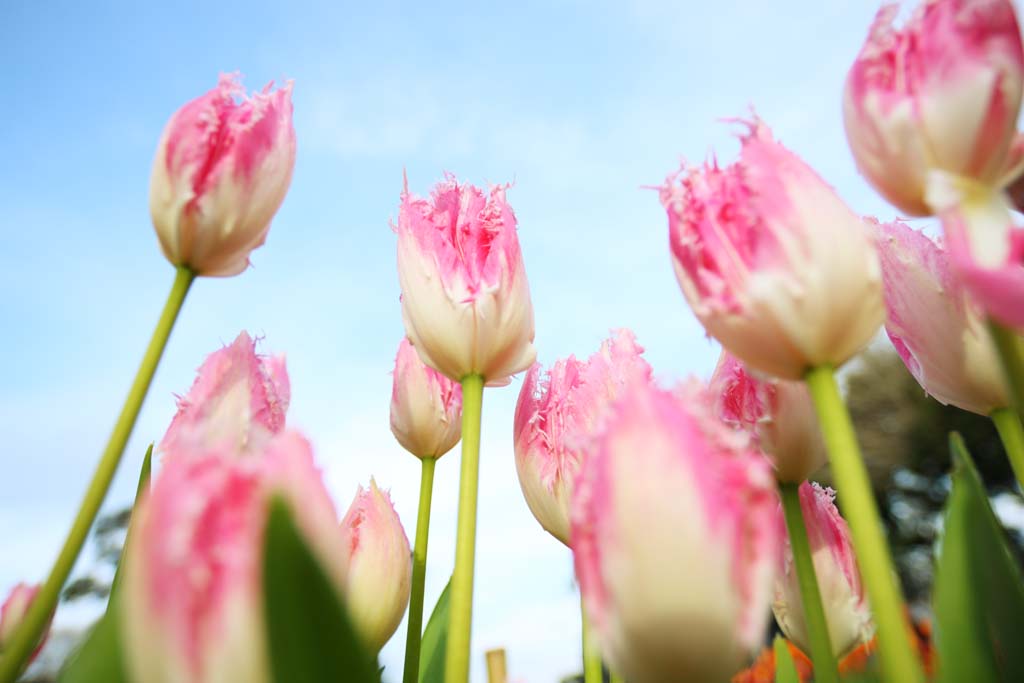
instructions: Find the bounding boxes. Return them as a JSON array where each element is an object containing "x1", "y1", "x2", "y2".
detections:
[
  {"x1": 844, "y1": 0, "x2": 1024, "y2": 328},
  {"x1": 118, "y1": 334, "x2": 412, "y2": 683},
  {"x1": 6, "y1": 3, "x2": 1024, "y2": 683}
]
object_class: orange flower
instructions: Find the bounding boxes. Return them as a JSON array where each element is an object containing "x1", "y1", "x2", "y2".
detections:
[{"x1": 733, "y1": 618, "x2": 934, "y2": 682}]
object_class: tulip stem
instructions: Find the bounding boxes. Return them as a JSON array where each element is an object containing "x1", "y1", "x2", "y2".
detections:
[
  {"x1": 988, "y1": 320, "x2": 1024, "y2": 415},
  {"x1": 444, "y1": 374, "x2": 485, "y2": 683},
  {"x1": 804, "y1": 365, "x2": 924, "y2": 683},
  {"x1": 581, "y1": 596, "x2": 602, "y2": 683},
  {"x1": 992, "y1": 408, "x2": 1024, "y2": 493},
  {"x1": 610, "y1": 675, "x2": 624, "y2": 683},
  {"x1": 403, "y1": 457, "x2": 437, "y2": 683},
  {"x1": 779, "y1": 482, "x2": 839, "y2": 683},
  {"x1": 0, "y1": 266, "x2": 194, "y2": 683}
]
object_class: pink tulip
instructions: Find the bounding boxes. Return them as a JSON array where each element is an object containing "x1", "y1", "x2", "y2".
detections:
[
  {"x1": 339, "y1": 480, "x2": 412, "y2": 652},
  {"x1": 571, "y1": 380, "x2": 780, "y2": 683},
  {"x1": 395, "y1": 174, "x2": 536, "y2": 385},
  {"x1": 660, "y1": 119, "x2": 884, "y2": 380},
  {"x1": 927, "y1": 172, "x2": 1024, "y2": 328},
  {"x1": 0, "y1": 583, "x2": 51, "y2": 664},
  {"x1": 513, "y1": 329, "x2": 652, "y2": 545},
  {"x1": 843, "y1": 0, "x2": 1024, "y2": 216},
  {"x1": 876, "y1": 220, "x2": 1009, "y2": 414},
  {"x1": 390, "y1": 338, "x2": 463, "y2": 459},
  {"x1": 160, "y1": 332, "x2": 290, "y2": 458},
  {"x1": 121, "y1": 431, "x2": 346, "y2": 683},
  {"x1": 150, "y1": 73, "x2": 296, "y2": 277},
  {"x1": 774, "y1": 483, "x2": 874, "y2": 659},
  {"x1": 709, "y1": 350, "x2": 826, "y2": 483}
]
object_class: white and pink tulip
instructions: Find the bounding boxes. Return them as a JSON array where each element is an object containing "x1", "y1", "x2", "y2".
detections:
[
  {"x1": 843, "y1": 0, "x2": 1024, "y2": 217},
  {"x1": 395, "y1": 174, "x2": 536, "y2": 385},
  {"x1": 709, "y1": 350, "x2": 826, "y2": 483},
  {"x1": 150, "y1": 73, "x2": 296, "y2": 277},
  {"x1": 927, "y1": 173, "x2": 1024, "y2": 329},
  {"x1": 773, "y1": 483, "x2": 875, "y2": 659},
  {"x1": 0, "y1": 583, "x2": 50, "y2": 665},
  {"x1": 389, "y1": 338, "x2": 462, "y2": 459},
  {"x1": 660, "y1": 119, "x2": 884, "y2": 380},
  {"x1": 875, "y1": 220, "x2": 1009, "y2": 415},
  {"x1": 338, "y1": 480, "x2": 413, "y2": 652},
  {"x1": 513, "y1": 329, "x2": 652, "y2": 545},
  {"x1": 571, "y1": 380, "x2": 780, "y2": 683},
  {"x1": 160, "y1": 331, "x2": 290, "y2": 458},
  {"x1": 120, "y1": 431, "x2": 346, "y2": 683}
]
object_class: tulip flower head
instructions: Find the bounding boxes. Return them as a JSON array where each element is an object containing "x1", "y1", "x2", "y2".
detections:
[
  {"x1": 150, "y1": 73, "x2": 296, "y2": 277},
  {"x1": 661, "y1": 119, "x2": 884, "y2": 380},
  {"x1": 339, "y1": 480, "x2": 412, "y2": 652},
  {"x1": 121, "y1": 432, "x2": 346, "y2": 683},
  {"x1": 514, "y1": 329, "x2": 652, "y2": 545},
  {"x1": 160, "y1": 331, "x2": 290, "y2": 458},
  {"x1": 875, "y1": 220, "x2": 1009, "y2": 414},
  {"x1": 774, "y1": 483, "x2": 874, "y2": 659},
  {"x1": 709, "y1": 350, "x2": 826, "y2": 483},
  {"x1": 395, "y1": 174, "x2": 536, "y2": 385},
  {"x1": 843, "y1": 0, "x2": 1024, "y2": 216},
  {"x1": 571, "y1": 380, "x2": 780, "y2": 683},
  {"x1": 390, "y1": 338, "x2": 463, "y2": 459},
  {"x1": 0, "y1": 583, "x2": 51, "y2": 665},
  {"x1": 927, "y1": 172, "x2": 1024, "y2": 328}
]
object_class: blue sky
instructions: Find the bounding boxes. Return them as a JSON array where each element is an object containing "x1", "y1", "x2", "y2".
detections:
[{"x1": 1, "y1": 1, "x2": 904, "y2": 680}]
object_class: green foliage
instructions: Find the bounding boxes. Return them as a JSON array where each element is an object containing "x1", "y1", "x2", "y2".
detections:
[
  {"x1": 56, "y1": 608, "x2": 126, "y2": 683},
  {"x1": 772, "y1": 636, "x2": 799, "y2": 683},
  {"x1": 933, "y1": 434, "x2": 1024, "y2": 683},
  {"x1": 107, "y1": 444, "x2": 152, "y2": 604},
  {"x1": 419, "y1": 578, "x2": 451, "y2": 683},
  {"x1": 262, "y1": 497, "x2": 379, "y2": 683}
]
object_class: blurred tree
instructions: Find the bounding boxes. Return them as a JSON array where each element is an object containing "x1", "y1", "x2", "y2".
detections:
[{"x1": 60, "y1": 506, "x2": 130, "y2": 604}]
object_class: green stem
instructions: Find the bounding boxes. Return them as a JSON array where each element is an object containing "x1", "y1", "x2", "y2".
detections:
[
  {"x1": 444, "y1": 374, "x2": 485, "y2": 683},
  {"x1": 804, "y1": 365, "x2": 923, "y2": 683},
  {"x1": 988, "y1": 320, "x2": 1024, "y2": 415},
  {"x1": 992, "y1": 407, "x2": 1024, "y2": 493},
  {"x1": 403, "y1": 457, "x2": 437, "y2": 683},
  {"x1": 779, "y1": 482, "x2": 839, "y2": 683},
  {"x1": 609, "y1": 674, "x2": 624, "y2": 683},
  {"x1": 0, "y1": 266, "x2": 194, "y2": 683},
  {"x1": 581, "y1": 596, "x2": 602, "y2": 683}
]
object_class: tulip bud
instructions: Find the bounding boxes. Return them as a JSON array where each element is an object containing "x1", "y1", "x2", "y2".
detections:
[
  {"x1": 0, "y1": 583, "x2": 51, "y2": 664},
  {"x1": 390, "y1": 338, "x2": 462, "y2": 458},
  {"x1": 514, "y1": 329, "x2": 651, "y2": 545},
  {"x1": 660, "y1": 119, "x2": 884, "y2": 380},
  {"x1": 395, "y1": 174, "x2": 536, "y2": 384},
  {"x1": 339, "y1": 480, "x2": 412, "y2": 652},
  {"x1": 709, "y1": 350, "x2": 826, "y2": 483},
  {"x1": 150, "y1": 73, "x2": 296, "y2": 277},
  {"x1": 121, "y1": 431, "x2": 347, "y2": 683},
  {"x1": 774, "y1": 483, "x2": 874, "y2": 659},
  {"x1": 571, "y1": 380, "x2": 780, "y2": 683},
  {"x1": 927, "y1": 172, "x2": 1024, "y2": 329},
  {"x1": 875, "y1": 219, "x2": 1010, "y2": 414},
  {"x1": 160, "y1": 331, "x2": 290, "y2": 458},
  {"x1": 843, "y1": 0, "x2": 1024, "y2": 216}
]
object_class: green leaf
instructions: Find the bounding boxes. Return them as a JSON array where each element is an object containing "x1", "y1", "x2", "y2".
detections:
[
  {"x1": 933, "y1": 433, "x2": 1024, "y2": 683},
  {"x1": 773, "y1": 636, "x2": 799, "y2": 683},
  {"x1": 57, "y1": 606, "x2": 127, "y2": 683},
  {"x1": 263, "y1": 497, "x2": 379, "y2": 683},
  {"x1": 107, "y1": 443, "x2": 153, "y2": 604},
  {"x1": 419, "y1": 578, "x2": 451, "y2": 683}
]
